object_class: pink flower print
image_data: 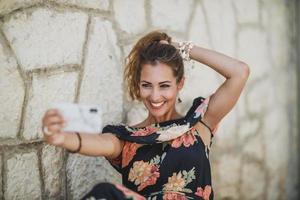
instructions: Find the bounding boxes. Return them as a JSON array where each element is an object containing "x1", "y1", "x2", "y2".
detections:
[
  {"x1": 128, "y1": 161, "x2": 160, "y2": 191},
  {"x1": 122, "y1": 142, "x2": 141, "y2": 167},
  {"x1": 115, "y1": 184, "x2": 146, "y2": 200},
  {"x1": 131, "y1": 126, "x2": 158, "y2": 136},
  {"x1": 171, "y1": 128, "x2": 197, "y2": 148},
  {"x1": 195, "y1": 185, "x2": 212, "y2": 200},
  {"x1": 194, "y1": 97, "x2": 209, "y2": 118},
  {"x1": 163, "y1": 192, "x2": 187, "y2": 200}
]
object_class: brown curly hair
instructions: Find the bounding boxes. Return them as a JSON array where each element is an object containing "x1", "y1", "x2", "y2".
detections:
[{"x1": 124, "y1": 31, "x2": 184, "y2": 101}]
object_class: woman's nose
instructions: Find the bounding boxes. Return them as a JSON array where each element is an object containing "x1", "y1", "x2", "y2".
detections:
[{"x1": 150, "y1": 88, "x2": 161, "y2": 102}]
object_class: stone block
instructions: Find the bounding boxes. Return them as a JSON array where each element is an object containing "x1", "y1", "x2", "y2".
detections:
[
  {"x1": 237, "y1": 28, "x2": 271, "y2": 81},
  {"x1": 0, "y1": 0, "x2": 42, "y2": 16},
  {"x1": 126, "y1": 102, "x2": 147, "y2": 126},
  {"x1": 266, "y1": 3, "x2": 290, "y2": 71},
  {"x1": 151, "y1": 0, "x2": 194, "y2": 32},
  {"x1": 234, "y1": 0, "x2": 259, "y2": 24},
  {"x1": 5, "y1": 152, "x2": 41, "y2": 199},
  {"x1": 23, "y1": 71, "x2": 77, "y2": 140},
  {"x1": 0, "y1": 155, "x2": 2, "y2": 199},
  {"x1": 67, "y1": 154, "x2": 121, "y2": 199},
  {"x1": 0, "y1": 37, "x2": 24, "y2": 139},
  {"x1": 2, "y1": 8, "x2": 88, "y2": 70},
  {"x1": 241, "y1": 162, "x2": 265, "y2": 199},
  {"x1": 239, "y1": 118, "x2": 260, "y2": 141},
  {"x1": 263, "y1": 108, "x2": 289, "y2": 172},
  {"x1": 49, "y1": 0, "x2": 109, "y2": 10},
  {"x1": 247, "y1": 79, "x2": 276, "y2": 114},
  {"x1": 215, "y1": 154, "x2": 241, "y2": 199},
  {"x1": 202, "y1": 0, "x2": 236, "y2": 56},
  {"x1": 42, "y1": 145, "x2": 65, "y2": 198},
  {"x1": 188, "y1": 2, "x2": 212, "y2": 48},
  {"x1": 243, "y1": 134, "x2": 264, "y2": 160},
  {"x1": 113, "y1": 0, "x2": 146, "y2": 34},
  {"x1": 79, "y1": 17, "x2": 123, "y2": 125}
]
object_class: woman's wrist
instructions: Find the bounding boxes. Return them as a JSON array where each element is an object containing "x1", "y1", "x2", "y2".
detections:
[
  {"x1": 67, "y1": 132, "x2": 82, "y2": 153},
  {"x1": 171, "y1": 41, "x2": 195, "y2": 61}
]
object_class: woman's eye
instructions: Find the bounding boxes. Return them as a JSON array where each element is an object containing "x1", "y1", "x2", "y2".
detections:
[
  {"x1": 141, "y1": 84, "x2": 151, "y2": 88},
  {"x1": 160, "y1": 84, "x2": 170, "y2": 88}
]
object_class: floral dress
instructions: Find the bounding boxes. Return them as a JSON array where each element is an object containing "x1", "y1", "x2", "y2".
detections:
[{"x1": 81, "y1": 96, "x2": 217, "y2": 200}]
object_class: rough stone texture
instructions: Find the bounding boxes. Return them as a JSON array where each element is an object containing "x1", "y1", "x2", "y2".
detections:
[
  {"x1": 247, "y1": 79, "x2": 276, "y2": 114},
  {"x1": 151, "y1": 0, "x2": 194, "y2": 32},
  {"x1": 41, "y1": 145, "x2": 65, "y2": 198},
  {"x1": 202, "y1": 0, "x2": 236, "y2": 56},
  {"x1": 49, "y1": 0, "x2": 110, "y2": 10},
  {"x1": 237, "y1": 28, "x2": 271, "y2": 81},
  {"x1": 79, "y1": 17, "x2": 123, "y2": 125},
  {"x1": 241, "y1": 162, "x2": 266, "y2": 199},
  {"x1": 113, "y1": 0, "x2": 146, "y2": 34},
  {"x1": 5, "y1": 152, "x2": 41, "y2": 199},
  {"x1": 234, "y1": 0, "x2": 260, "y2": 24},
  {"x1": 0, "y1": 155, "x2": 2, "y2": 200},
  {"x1": 2, "y1": 8, "x2": 88, "y2": 70},
  {"x1": 70, "y1": 17, "x2": 123, "y2": 198},
  {"x1": 23, "y1": 72, "x2": 77, "y2": 140},
  {"x1": 216, "y1": 154, "x2": 241, "y2": 200},
  {"x1": 0, "y1": 1, "x2": 298, "y2": 200},
  {"x1": 0, "y1": 35, "x2": 24, "y2": 139},
  {"x1": 67, "y1": 154, "x2": 121, "y2": 200},
  {"x1": 188, "y1": 2, "x2": 212, "y2": 48},
  {"x1": 0, "y1": 0, "x2": 42, "y2": 16}
]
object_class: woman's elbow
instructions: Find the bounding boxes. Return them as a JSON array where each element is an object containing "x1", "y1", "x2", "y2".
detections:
[{"x1": 238, "y1": 61, "x2": 250, "y2": 79}]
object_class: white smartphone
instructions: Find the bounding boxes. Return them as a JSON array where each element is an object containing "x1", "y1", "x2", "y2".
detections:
[{"x1": 51, "y1": 102, "x2": 102, "y2": 134}]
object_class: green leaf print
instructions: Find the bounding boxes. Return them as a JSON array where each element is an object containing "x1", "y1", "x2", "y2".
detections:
[{"x1": 150, "y1": 155, "x2": 160, "y2": 165}]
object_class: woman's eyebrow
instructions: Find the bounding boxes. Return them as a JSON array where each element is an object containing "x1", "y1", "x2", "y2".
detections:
[
  {"x1": 140, "y1": 80, "x2": 151, "y2": 84},
  {"x1": 159, "y1": 81, "x2": 171, "y2": 84},
  {"x1": 140, "y1": 81, "x2": 171, "y2": 84}
]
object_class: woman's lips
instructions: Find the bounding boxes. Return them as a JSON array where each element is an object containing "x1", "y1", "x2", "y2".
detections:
[{"x1": 150, "y1": 101, "x2": 165, "y2": 109}]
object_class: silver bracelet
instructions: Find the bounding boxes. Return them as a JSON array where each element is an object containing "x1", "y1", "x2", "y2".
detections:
[{"x1": 178, "y1": 41, "x2": 194, "y2": 61}]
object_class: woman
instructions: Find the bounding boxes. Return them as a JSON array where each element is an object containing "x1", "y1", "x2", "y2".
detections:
[{"x1": 42, "y1": 31, "x2": 250, "y2": 200}]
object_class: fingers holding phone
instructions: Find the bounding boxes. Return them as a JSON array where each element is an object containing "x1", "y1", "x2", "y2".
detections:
[{"x1": 42, "y1": 109, "x2": 66, "y2": 146}]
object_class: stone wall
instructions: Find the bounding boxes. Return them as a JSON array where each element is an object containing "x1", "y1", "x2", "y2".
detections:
[{"x1": 0, "y1": 0, "x2": 298, "y2": 199}]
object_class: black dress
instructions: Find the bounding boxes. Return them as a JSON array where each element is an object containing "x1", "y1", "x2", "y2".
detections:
[{"x1": 81, "y1": 96, "x2": 217, "y2": 200}]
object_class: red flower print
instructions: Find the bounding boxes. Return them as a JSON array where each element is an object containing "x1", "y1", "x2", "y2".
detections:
[
  {"x1": 171, "y1": 128, "x2": 197, "y2": 148},
  {"x1": 195, "y1": 185, "x2": 212, "y2": 200},
  {"x1": 115, "y1": 184, "x2": 146, "y2": 200},
  {"x1": 163, "y1": 192, "x2": 187, "y2": 200},
  {"x1": 131, "y1": 126, "x2": 158, "y2": 136},
  {"x1": 122, "y1": 142, "x2": 141, "y2": 168},
  {"x1": 128, "y1": 161, "x2": 160, "y2": 191}
]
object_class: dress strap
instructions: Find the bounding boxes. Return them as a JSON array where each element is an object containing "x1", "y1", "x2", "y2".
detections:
[{"x1": 199, "y1": 120, "x2": 213, "y2": 134}]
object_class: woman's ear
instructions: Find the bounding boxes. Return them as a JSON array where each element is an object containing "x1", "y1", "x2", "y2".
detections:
[{"x1": 177, "y1": 77, "x2": 185, "y2": 90}]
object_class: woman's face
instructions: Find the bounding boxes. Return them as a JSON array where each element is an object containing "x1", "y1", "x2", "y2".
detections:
[{"x1": 139, "y1": 62, "x2": 184, "y2": 119}]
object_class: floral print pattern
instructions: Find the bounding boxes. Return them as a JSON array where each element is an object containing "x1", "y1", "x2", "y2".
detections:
[
  {"x1": 128, "y1": 160, "x2": 160, "y2": 191},
  {"x1": 195, "y1": 185, "x2": 212, "y2": 200},
  {"x1": 82, "y1": 97, "x2": 215, "y2": 200},
  {"x1": 171, "y1": 127, "x2": 198, "y2": 148},
  {"x1": 115, "y1": 184, "x2": 146, "y2": 200}
]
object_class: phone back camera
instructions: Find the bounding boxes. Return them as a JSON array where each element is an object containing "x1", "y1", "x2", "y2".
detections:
[{"x1": 90, "y1": 108, "x2": 98, "y2": 113}]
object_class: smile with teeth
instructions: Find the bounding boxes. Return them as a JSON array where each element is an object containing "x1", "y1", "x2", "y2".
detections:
[{"x1": 150, "y1": 101, "x2": 165, "y2": 108}]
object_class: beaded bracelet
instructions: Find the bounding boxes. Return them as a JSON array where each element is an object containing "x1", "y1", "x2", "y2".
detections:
[
  {"x1": 178, "y1": 41, "x2": 194, "y2": 61},
  {"x1": 68, "y1": 132, "x2": 82, "y2": 154}
]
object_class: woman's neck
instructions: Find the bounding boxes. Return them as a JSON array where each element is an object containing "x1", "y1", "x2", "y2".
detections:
[{"x1": 145, "y1": 109, "x2": 182, "y2": 125}]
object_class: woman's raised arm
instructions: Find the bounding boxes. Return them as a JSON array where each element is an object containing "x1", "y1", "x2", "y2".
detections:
[
  {"x1": 170, "y1": 41, "x2": 250, "y2": 130},
  {"x1": 189, "y1": 45, "x2": 250, "y2": 130}
]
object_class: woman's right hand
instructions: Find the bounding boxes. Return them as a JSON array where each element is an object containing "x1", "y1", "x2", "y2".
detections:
[{"x1": 42, "y1": 109, "x2": 66, "y2": 146}]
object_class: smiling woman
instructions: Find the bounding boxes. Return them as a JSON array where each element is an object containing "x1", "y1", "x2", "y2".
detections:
[{"x1": 42, "y1": 30, "x2": 249, "y2": 200}]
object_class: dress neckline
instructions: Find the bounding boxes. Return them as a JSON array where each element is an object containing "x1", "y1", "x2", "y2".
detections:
[{"x1": 128, "y1": 113, "x2": 188, "y2": 130}]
